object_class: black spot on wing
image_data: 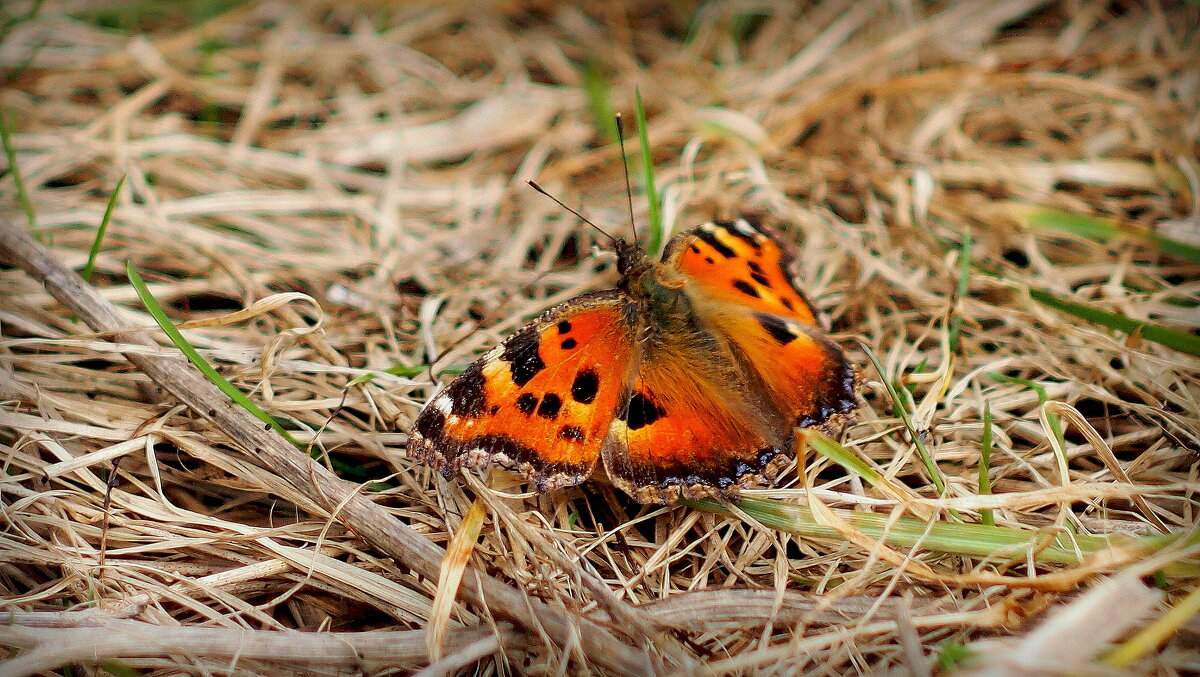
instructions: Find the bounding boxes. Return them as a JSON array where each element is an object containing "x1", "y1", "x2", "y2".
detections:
[
  {"x1": 415, "y1": 408, "x2": 445, "y2": 440},
  {"x1": 733, "y1": 280, "x2": 760, "y2": 298},
  {"x1": 557, "y1": 320, "x2": 572, "y2": 334},
  {"x1": 781, "y1": 297, "x2": 795, "y2": 311},
  {"x1": 755, "y1": 313, "x2": 797, "y2": 344},
  {"x1": 745, "y1": 257, "x2": 772, "y2": 286},
  {"x1": 619, "y1": 391, "x2": 665, "y2": 430},
  {"x1": 516, "y1": 393, "x2": 538, "y2": 414},
  {"x1": 717, "y1": 220, "x2": 764, "y2": 252},
  {"x1": 696, "y1": 229, "x2": 736, "y2": 258},
  {"x1": 536, "y1": 393, "x2": 562, "y2": 419},
  {"x1": 448, "y1": 363, "x2": 488, "y2": 416},
  {"x1": 501, "y1": 329, "x2": 545, "y2": 387},
  {"x1": 572, "y1": 369, "x2": 599, "y2": 404},
  {"x1": 560, "y1": 338, "x2": 577, "y2": 350},
  {"x1": 558, "y1": 425, "x2": 585, "y2": 442}
]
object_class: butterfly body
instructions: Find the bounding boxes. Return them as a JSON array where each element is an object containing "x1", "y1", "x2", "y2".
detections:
[{"x1": 409, "y1": 219, "x2": 857, "y2": 504}]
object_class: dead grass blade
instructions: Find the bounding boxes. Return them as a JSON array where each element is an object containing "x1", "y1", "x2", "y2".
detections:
[
  {"x1": 2, "y1": 2, "x2": 1197, "y2": 673},
  {"x1": 1046, "y1": 401, "x2": 1171, "y2": 534},
  {"x1": 0, "y1": 617, "x2": 519, "y2": 677},
  {"x1": 426, "y1": 496, "x2": 487, "y2": 662},
  {"x1": 960, "y1": 572, "x2": 1162, "y2": 676},
  {"x1": 0, "y1": 218, "x2": 653, "y2": 675}
]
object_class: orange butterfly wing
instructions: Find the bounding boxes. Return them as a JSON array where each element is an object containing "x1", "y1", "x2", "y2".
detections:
[
  {"x1": 409, "y1": 291, "x2": 635, "y2": 491},
  {"x1": 667, "y1": 219, "x2": 822, "y2": 326},
  {"x1": 667, "y1": 219, "x2": 857, "y2": 429},
  {"x1": 706, "y1": 310, "x2": 857, "y2": 428}
]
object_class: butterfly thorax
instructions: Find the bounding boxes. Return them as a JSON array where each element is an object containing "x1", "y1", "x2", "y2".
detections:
[{"x1": 614, "y1": 239, "x2": 693, "y2": 339}]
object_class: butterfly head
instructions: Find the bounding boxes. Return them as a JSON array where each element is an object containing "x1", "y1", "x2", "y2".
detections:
[{"x1": 613, "y1": 236, "x2": 657, "y2": 288}]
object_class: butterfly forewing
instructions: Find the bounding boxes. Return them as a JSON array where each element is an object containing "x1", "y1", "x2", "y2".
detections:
[
  {"x1": 409, "y1": 291, "x2": 635, "y2": 491},
  {"x1": 667, "y1": 219, "x2": 822, "y2": 326}
]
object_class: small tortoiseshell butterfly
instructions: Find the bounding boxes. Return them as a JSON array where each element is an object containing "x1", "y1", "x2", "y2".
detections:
[{"x1": 409, "y1": 217, "x2": 857, "y2": 504}]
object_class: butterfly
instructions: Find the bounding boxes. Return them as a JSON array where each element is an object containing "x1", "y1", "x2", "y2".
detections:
[{"x1": 408, "y1": 217, "x2": 857, "y2": 504}]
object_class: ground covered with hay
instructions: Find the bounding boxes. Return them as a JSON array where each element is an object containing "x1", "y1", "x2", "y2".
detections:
[{"x1": 1, "y1": 1, "x2": 1198, "y2": 675}]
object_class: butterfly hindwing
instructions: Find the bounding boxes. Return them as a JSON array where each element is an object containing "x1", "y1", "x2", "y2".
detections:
[
  {"x1": 600, "y1": 328, "x2": 794, "y2": 504},
  {"x1": 409, "y1": 291, "x2": 635, "y2": 491},
  {"x1": 708, "y1": 309, "x2": 857, "y2": 429}
]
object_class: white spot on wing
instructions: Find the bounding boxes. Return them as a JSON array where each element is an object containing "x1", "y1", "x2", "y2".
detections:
[
  {"x1": 432, "y1": 396, "x2": 452, "y2": 413},
  {"x1": 733, "y1": 219, "x2": 756, "y2": 236}
]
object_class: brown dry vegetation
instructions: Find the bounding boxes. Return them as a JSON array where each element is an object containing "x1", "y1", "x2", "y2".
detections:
[{"x1": 1, "y1": 1, "x2": 1199, "y2": 675}]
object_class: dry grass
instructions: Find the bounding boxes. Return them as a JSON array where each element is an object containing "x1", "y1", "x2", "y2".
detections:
[{"x1": 1, "y1": 1, "x2": 1199, "y2": 675}]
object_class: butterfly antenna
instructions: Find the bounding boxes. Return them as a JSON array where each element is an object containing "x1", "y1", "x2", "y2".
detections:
[
  {"x1": 526, "y1": 180, "x2": 617, "y2": 245},
  {"x1": 614, "y1": 113, "x2": 640, "y2": 248}
]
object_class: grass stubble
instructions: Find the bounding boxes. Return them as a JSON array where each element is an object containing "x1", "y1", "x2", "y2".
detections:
[{"x1": 0, "y1": 1, "x2": 1197, "y2": 675}]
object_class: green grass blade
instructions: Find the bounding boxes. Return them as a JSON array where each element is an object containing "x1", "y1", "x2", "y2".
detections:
[
  {"x1": 1146, "y1": 230, "x2": 1200, "y2": 263},
  {"x1": 1021, "y1": 206, "x2": 1121, "y2": 240},
  {"x1": 681, "y1": 4, "x2": 704, "y2": 44},
  {"x1": 634, "y1": 88, "x2": 663, "y2": 256},
  {"x1": 687, "y1": 496, "x2": 1189, "y2": 568},
  {"x1": 345, "y1": 364, "x2": 431, "y2": 388},
  {"x1": 1029, "y1": 288, "x2": 1200, "y2": 357},
  {"x1": 988, "y1": 373, "x2": 1065, "y2": 447},
  {"x1": 345, "y1": 372, "x2": 378, "y2": 388},
  {"x1": 1012, "y1": 203, "x2": 1200, "y2": 264},
  {"x1": 988, "y1": 374, "x2": 1069, "y2": 523},
  {"x1": 97, "y1": 660, "x2": 140, "y2": 677},
  {"x1": 806, "y1": 432, "x2": 886, "y2": 486},
  {"x1": 126, "y1": 261, "x2": 302, "y2": 448},
  {"x1": 0, "y1": 108, "x2": 37, "y2": 233},
  {"x1": 729, "y1": 9, "x2": 770, "y2": 44},
  {"x1": 937, "y1": 643, "x2": 977, "y2": 670},
  {"x1": 579, "y1": 60, "x2": 617, "y2": 144},
  {"x1": 859, "y1": 343, "x2": 948, "y2": 496},
  {"x1": 807, "y1": 432, "x2": 931, "y2": 509},
  {"x1": 82, "y1": 176, "x2": 124, "y2": 282},
  {"x1": 388, "y1": 364, "x2": 434, "y2": 377},
  {"x1": 948, "y1": 229, "x2": 973, "y2": 353},
  {"x1": 978, "y1": 404, "x2": 995, "y2": 526}
]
